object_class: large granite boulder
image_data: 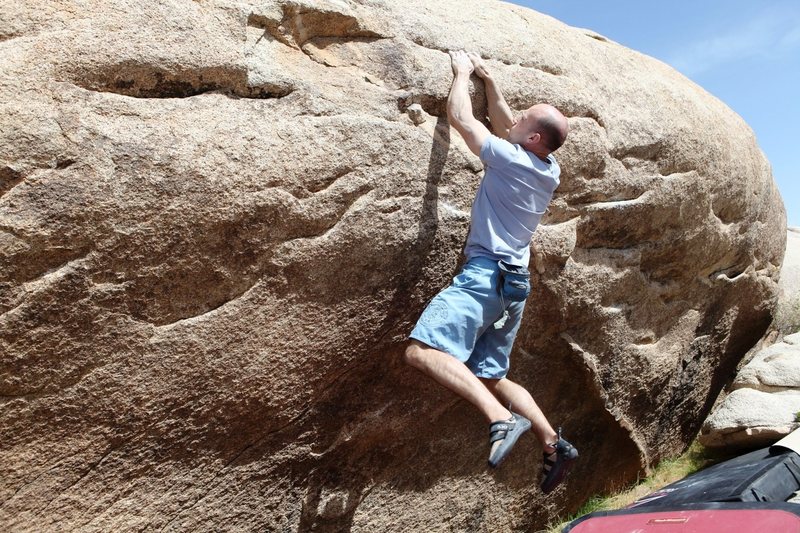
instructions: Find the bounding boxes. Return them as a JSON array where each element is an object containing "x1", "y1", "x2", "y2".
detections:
[{"x1": 0, "y1": 0, "x2": 786, "y2": 530}]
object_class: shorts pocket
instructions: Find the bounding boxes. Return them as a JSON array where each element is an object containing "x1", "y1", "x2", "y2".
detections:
[{"x1": 453, "y1": 272, "x2": 475, "y2": 287}]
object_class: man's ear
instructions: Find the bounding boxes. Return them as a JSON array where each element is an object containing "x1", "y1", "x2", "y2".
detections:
[{"x1": 522, "y1": 132, "x2": 540, "y2": 150}]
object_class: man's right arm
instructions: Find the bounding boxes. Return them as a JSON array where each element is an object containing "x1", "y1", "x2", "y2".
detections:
[
  {"x1": 447, "y1": 50, "x2": 491, "y2": 157},
  {"x1": 468, "y1": 52, "x2": 514, "y2": 140}
]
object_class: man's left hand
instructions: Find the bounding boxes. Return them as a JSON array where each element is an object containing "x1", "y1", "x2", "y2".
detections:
[{"x1": 449, "y1": 50, "x2": 474, "y2": 77}]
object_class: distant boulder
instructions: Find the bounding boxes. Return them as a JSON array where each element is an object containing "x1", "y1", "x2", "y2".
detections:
[
  {"x1": 776, "y1": 228, "x2": 800, "y2": 334},
  {"x1": 701, "y1": 333, "x2": 800, "y2": 449}
]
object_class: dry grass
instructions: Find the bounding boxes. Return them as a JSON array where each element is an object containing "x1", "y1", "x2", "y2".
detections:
[{"x1": 543, "y1": 442, "x2": 730, "y2": 533}]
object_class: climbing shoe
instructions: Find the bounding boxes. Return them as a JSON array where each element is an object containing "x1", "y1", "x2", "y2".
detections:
[
  {"x1": 541, "y1": 427, "x2": 579, "y2": 494},
  {"x1": 488, "y1": 413, "x2": 531, "y2": 468}
]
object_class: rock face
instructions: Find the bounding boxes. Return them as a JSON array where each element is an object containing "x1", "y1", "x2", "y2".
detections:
[
  {"x1": 701, "y1": 333, "x2": 800, "y2": 449},
  {"x1": 0, "y1": 0, "x2": 786, "y2": 530}
]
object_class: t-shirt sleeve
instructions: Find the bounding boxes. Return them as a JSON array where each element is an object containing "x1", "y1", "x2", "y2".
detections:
[{"x1": 479, "y1": 135, "x2": 520, "y2": 169}]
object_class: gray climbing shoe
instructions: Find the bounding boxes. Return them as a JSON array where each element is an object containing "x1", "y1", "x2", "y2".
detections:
[
  {"x1": 488, "y1": 413, "x2": 531, "y2": 468},
  {"x1": 541, "y1": 427, "x2": 579, "y2": 493}
]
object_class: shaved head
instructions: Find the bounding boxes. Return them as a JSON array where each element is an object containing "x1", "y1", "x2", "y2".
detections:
[
  {"x1": 533, "y1": 104, "x2": 569, "y2": 152},
  {"x1": 509, "y1": 103, "x2": 569, "y2": 159}
]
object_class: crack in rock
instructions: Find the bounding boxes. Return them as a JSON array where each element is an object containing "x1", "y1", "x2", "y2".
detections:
[
  {"x1": 397, "y1": 92, "x2": 447, "y2": 119},
  {"x1": 248, "y1": 2, "x2": 387, "y2": 50},
  {"x1": 66, "y1": 63, "x2": 294, "y2": 99},
  {"x1": 0, "y1": 166, "x2": 25, "y2": 198}
]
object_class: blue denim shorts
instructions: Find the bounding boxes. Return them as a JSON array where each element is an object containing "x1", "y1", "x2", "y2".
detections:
[{"x1": 409, "y1": 256, "x2": 526, "y2": 379}]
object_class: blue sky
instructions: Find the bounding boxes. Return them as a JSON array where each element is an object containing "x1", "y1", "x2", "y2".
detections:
[{"x1": 510, "y1": 0, "x2": 799, "y2": 227}]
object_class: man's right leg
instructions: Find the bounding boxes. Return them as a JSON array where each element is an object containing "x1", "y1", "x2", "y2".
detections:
[
  {"x1": 479, "y1": 377, "x2": 558, "y2": 450},
  {"x1": 404, "y1": 340, "x2": 512, "y2": 423}
]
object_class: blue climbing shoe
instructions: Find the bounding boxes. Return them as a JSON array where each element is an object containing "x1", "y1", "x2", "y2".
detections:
[{"x1": 488, "y1": 413, "x2": 531, "y2": 468}]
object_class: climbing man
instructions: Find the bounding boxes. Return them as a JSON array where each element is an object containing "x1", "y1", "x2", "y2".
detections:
[{"x1": 404, "y1": 50, "x2": 578, "y2": 493}]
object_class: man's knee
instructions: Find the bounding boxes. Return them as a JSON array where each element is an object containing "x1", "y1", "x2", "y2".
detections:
[
  {"x1": 479, "y1": 376, "x2": 502, "y2": 392},
  {"x1": 403, "y1": 340, "x2": 426, "y2": 368}
]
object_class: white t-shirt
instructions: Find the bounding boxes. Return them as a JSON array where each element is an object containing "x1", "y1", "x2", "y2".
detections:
[{"x1": 463, "y1": 135, "x2": 561, "y2": 266}]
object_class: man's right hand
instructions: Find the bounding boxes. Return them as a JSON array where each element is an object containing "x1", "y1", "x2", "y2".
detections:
[
  {"x1": 468, "y1": 52, "x2": 491, "y2": 79},
  {"x1": 449, "y1": 50, "x2": 474, "y2": 77}
]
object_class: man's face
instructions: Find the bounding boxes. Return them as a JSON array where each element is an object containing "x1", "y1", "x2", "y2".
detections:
[{"x1": 508, "y1": 107, "x2": 539, "y2": 144}]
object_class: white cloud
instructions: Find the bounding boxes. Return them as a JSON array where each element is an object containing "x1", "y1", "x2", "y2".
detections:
[{"x1": 667, "y1": 7, "x2": 800, "y2": 76}]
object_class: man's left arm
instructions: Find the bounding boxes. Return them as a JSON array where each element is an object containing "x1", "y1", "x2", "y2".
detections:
[
  {"x1": 468, "y1": 52, "x2": 514, "y2": 140},
  {"x1": 447, "y1": 50, "x2": 491, "y2": 157}
]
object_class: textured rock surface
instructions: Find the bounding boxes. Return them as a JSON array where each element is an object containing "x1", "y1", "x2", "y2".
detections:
[
  {"x1": 699, "y1": 389, "x2": 800, "y2": 449},
  {"x1": 733, "y1": 332, "x2": 800, "y2": 392},
  {"x1": 0, "y1": 0, "x2": 786, "y2": 530},
  {"x1": 701, "y1": 230, "x2": 800, "y2": 450},
  {"x1": 701, "y1": 333, "x2": 800, "y2": 449},
  {"x1": 776, "y1": 228, "x2": 800, "y2": 333}
]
